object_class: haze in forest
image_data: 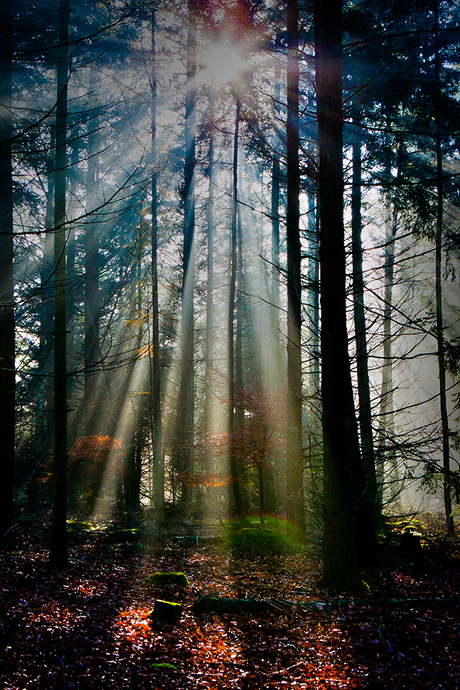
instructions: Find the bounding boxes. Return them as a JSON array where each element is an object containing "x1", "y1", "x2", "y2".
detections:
[{"x1": 1, "y1": 0, "x2": 459, "y2": 587}]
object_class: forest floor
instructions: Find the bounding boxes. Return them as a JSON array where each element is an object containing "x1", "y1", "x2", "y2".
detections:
[{"x1": 1, "y1": 522, "x2": 460, "y2": 690}]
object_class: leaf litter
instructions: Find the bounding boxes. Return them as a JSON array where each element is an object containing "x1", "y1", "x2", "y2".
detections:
[{"x1": 1, "y1": 533, "x2": 459, "y2": 689}]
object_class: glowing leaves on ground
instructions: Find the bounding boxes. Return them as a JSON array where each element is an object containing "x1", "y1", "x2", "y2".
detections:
[
  {"x1": 116, "y1": 606, "x2": 152, "y2": 642},
  {"x1": 187, "y1": 622, "x2": 243, "y2": 673},
  {"x1": 2, "y1": 536, "x2": 460, "y2": 689}
]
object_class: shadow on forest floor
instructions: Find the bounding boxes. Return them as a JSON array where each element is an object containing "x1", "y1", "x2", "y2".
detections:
[{"x1": 1, "y1": 521, "x2": 459, "y2": 689}]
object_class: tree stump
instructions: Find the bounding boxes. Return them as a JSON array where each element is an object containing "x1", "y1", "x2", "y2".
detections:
[{"x1": 150, "y1": 600, "x2": 182, "y2": 623}]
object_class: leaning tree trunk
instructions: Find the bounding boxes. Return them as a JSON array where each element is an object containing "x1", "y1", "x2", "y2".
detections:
[
  {"x1": 0, "y1": 0, "x2": 15, "y2": 538},
  {"x1": 305, "y1": 193, "x2": 321, "y2": 486},
  {"x1": 50, "y1": 0, "x2": 70, "y2": 569},
  {"x1": 286, "y1": 0, "x2": 304, "y2": 530},
  {"x1": 314, "y1": 0, "x2": 376, "y2": 589},
  {"x1": 307, "y1": 193, "x2": 320, "y2": 398},
  {"x1": 434, "y1": 2, "x2": 453, "y2": 533}
]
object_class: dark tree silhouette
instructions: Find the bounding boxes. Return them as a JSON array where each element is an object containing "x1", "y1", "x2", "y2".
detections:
[
  {"x1": 315, "y1": 0, "x2": 376, "y2": 589},
  {"x1": 50, "y1": 0, "x2": 70, "y2": 569},
  {"x1": 0, "y1": 0, "x2": 15, "y2": 539}
]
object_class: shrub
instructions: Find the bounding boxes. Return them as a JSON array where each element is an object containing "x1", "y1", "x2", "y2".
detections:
[{"x1": 225, "y1": 517, "x2": 305, "y2": 556}]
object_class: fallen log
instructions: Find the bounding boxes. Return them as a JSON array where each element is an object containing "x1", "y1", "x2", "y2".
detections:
[
  {"x1": 325, "y1": 596, "x2": 460, "y2": 609},
  {"x1": 191, "y1": 595, "x2": 460, "y2": 616},
  {"x1": 191, "y1": 596, "x2": 288, "y2": 615}
]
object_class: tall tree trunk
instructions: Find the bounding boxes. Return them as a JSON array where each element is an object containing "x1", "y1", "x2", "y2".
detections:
[
  {"x1": 83, "y1": 65, "x2": 100, "y2": 434},
  {"x1": 37, "y1": 139, "x2": 56, "y2": 507},
  {"x1": 124, "y1": 247, "x2": 144, "y2": 517},
  {"x1": 271, "y1": 157, "x2": 280, "y2": 322},
  {"x1": 314, "y1": 0, "x2": 375, "y2": 589},
  {"x1": 150, "y1": 8, "x2": 163, "y2": 517},
  {"x1": 235, "y1": 168, "x2": 244, "y2": 430},
  {"x1": 351, "y1": 123, "x2": 378, "y2": 516},
  {"x1": 265, "y1": 56, "x2": 287, "y2": 511},
  {"x1": 204, "y1": 90, "x2": 215, "y2": 479},
  {"x1": 176, "y1": 1, "x2": 196, "y2": 509},
  {"x1": 377, "y1": 145, "x2": 401, "y2": 505},
  {"x1": 125, "y1": 424, "x2": 143, "y2": 518},
  {"x1": 286, "y1": 0, "x2": 303, "y2": 529},
  {"x1": 50, "y1": 0, "x2": 70, "y2": 569},
  {"x1": 271, "y1": 44, "x2": 281, "y2": 385},
  {"x1": 236, "y1": 157, "x2": 246, "y2": 504},
  {"x1": 228, "y1": 97, "x2": 244, "y2": 516},
  {"x1": 269, "y1": 65, "x2": 283, "y2": 509},
  {"x1": 258, "y1": 464, "x2": 265, "y2": 520},
  {"x1": 66, "y1": 139, "x2": 79, "y2": 410},
  {"x1": 0, "y1": 0, "x2": 15, "y2": 538},
  {"x1": 434, "y1": 2, "x2": 453, "y2": 532}
]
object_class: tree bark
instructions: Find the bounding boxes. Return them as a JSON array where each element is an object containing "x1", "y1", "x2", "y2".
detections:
[
  {"x1": 50, "y1": 0, "x2": 70, "y2": 569},
  {"x1": 286, "y1": 0, "x2": 303, "y2": 529},
  {"x1": 0, "y1": 0, "x2": 15, "y2": 538},
  {"x1": 124, "y1": 427, "x2": 143, "y2": 517},
  {"x1": 314, "y1": 0, "x2": 372, "y2": 588}
]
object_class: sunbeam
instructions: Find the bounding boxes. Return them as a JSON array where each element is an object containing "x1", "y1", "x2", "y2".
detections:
[
  {"x1": 199, "y1": 41, "x2": 246, "y2": 88},
  {"x1": 93, "y1": 354, "x2": 149, "y2": 522}
]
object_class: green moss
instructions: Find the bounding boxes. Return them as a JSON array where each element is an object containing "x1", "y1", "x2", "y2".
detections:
[
  {"x1": 146, "y1": 571, "x2": 190, "y2": 587},
  {"x1": 151, "y1": 662, "x2": 177, "y2": 670},
  {"x1": 361, "y1": 579, "x2": 371, "y2": 593},
  {"x1": 226, "y1": 519, "x2": 304, "y2": 555},
  {"x1": 66, "y1": 519, "x2": 98, "y2": 533}
]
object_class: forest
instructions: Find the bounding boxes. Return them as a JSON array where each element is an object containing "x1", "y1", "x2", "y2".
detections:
[{"x1": 1, "y1": 0, "x2": 460, "y2": 687}]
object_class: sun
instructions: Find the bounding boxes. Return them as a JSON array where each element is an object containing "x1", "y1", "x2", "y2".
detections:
[{"x1": 199, "y1": 41, "x2": 246, "y2": 88}]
